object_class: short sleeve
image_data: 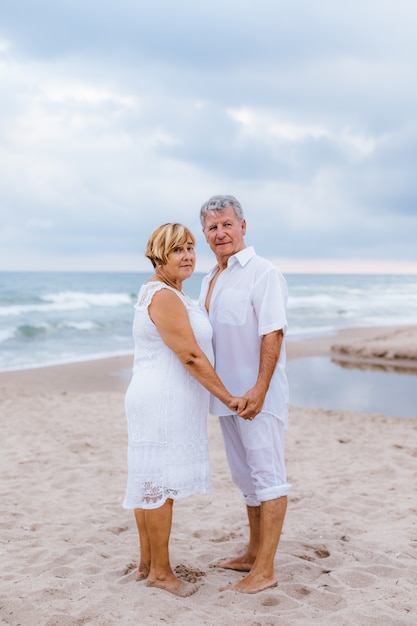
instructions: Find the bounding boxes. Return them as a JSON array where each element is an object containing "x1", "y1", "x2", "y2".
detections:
[{"x1": 253, "y1": 267, "x2": 288, "y2": 336}]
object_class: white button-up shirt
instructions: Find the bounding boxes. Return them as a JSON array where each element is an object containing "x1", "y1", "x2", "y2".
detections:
[{"x1": 199, "y1": 246, "x2": 289, "y2": 426}]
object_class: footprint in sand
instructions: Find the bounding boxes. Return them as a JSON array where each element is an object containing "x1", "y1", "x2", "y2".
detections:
[
  {"x1": 293, "y1": 543, "x2": 331, "y2": 562},
  {"x1": 174, "y1": 564, "x2": 206, "y2": 583}
]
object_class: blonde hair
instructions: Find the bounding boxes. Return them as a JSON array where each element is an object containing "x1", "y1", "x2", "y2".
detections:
[{"x1": 145, "y1": 223, "x2": 196, "y2": 268}]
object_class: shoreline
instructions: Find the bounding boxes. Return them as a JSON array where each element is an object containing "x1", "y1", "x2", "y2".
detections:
[{"x1": 1, "y1": 324, "x2": 416, "y2": 394}]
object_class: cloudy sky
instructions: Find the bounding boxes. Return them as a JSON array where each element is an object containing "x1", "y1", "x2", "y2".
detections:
[{"x1": 1, "y1": 0, "x2": 417, "y2": 273}]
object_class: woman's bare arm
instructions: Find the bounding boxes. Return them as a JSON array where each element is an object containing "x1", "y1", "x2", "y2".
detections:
[{"x1": 149, "y1": 288, "x2": 246, "y2": 414}]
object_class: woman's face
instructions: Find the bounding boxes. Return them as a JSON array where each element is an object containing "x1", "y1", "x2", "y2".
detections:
[{"x1": 163, "y1": 239, "x2": 195, "y2": 284}]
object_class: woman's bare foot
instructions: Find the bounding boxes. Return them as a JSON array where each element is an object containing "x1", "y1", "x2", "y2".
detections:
[
  {"x1": 135, "y1": 564, "x2": 150, "y2": 581},
  {"x1": 146, "y1": 577, "x2": 199, "y2": 597}
]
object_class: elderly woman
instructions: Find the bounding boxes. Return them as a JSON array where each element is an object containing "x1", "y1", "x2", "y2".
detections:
[{"x1": 123, "y1": 223, "x2": 245, "y2": 597}]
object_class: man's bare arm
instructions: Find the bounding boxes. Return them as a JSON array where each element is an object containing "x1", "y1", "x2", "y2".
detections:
[{"x1": 238, "y1": 329, "x2": 283, "y2": 420}]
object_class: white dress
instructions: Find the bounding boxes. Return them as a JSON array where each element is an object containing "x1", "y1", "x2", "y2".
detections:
[{"x1": 123, "y1": 281, "x2": 213, "y2": 510}]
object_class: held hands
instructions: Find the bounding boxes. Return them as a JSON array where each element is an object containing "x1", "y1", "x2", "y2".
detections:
[
  {"x1": 236, "y1": 385, "x2": 266, "y2": 421},
  {"x1": 227, "y1": 396, "x2": 247, "y2": 415},
  {"x1": 226, "y1": 393, "x2": 259, "y2": 421},
  {"x1": 226, "y1": 384, "x2": 267, "y2": 421}
]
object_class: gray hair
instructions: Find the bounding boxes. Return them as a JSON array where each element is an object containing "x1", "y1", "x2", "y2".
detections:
[{"x1": 200, "y1": 194, "x2": 245, "y2": 227}]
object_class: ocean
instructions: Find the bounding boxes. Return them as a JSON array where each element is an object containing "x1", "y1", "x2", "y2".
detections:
[{"x1": 1, "y1": 271, "x2": 416, "y2": 373}]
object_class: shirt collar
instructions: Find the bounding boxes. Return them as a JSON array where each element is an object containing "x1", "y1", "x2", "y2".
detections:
[
  {"x1": 207, "y1": 246, "x2": 255, "y2": 276},
  {"x1": 230, "y1": 246, "x2": 255, "y2": 267}
]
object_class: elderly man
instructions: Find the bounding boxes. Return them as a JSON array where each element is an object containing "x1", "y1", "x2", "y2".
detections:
[{"x1": 199, "y1": 194, "x2": 290, "y2": 594}]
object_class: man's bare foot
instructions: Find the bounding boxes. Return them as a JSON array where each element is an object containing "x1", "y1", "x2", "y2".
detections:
[
  {"x1": 214, "y1": 555, "x2": 254, "y2": 572},
  {"x1": 146, "y1": 578, "x2": 199, "y2": 597},
  {"x1": 220, "y1": 572, "x2": 278, "y2": 594}
]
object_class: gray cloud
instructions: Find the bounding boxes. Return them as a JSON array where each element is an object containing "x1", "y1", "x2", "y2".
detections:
[{"x1": 1, "y1": 0, "x2": 417, "y2": 271}]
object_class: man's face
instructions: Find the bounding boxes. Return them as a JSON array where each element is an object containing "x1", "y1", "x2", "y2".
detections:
[{"x1": 203, "y1": 206, "x2": 246, "y2": 263}]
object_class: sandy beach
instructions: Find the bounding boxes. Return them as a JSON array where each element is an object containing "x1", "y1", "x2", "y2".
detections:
[{"x1": 1, "y1": 326, "x2": 416, "y2": 625}]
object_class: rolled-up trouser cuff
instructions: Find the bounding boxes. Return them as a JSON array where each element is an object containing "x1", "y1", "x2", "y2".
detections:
[{"x1": 243, "y1": 482, "x2": 291, "y2": 507}]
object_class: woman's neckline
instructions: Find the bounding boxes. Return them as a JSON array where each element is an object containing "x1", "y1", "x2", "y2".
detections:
[{"x1": 147, "y1": 277, "x2": 185, "y2": 295}]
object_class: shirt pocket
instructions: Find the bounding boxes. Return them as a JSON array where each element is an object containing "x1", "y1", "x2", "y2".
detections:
[{"x1": 217, "y1": 288, "x2": 250, "y2": 326}]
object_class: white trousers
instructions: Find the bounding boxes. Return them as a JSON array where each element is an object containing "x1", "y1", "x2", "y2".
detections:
[{"x1": 219, "y1": 412, "x2": 291, "y2": 507}]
